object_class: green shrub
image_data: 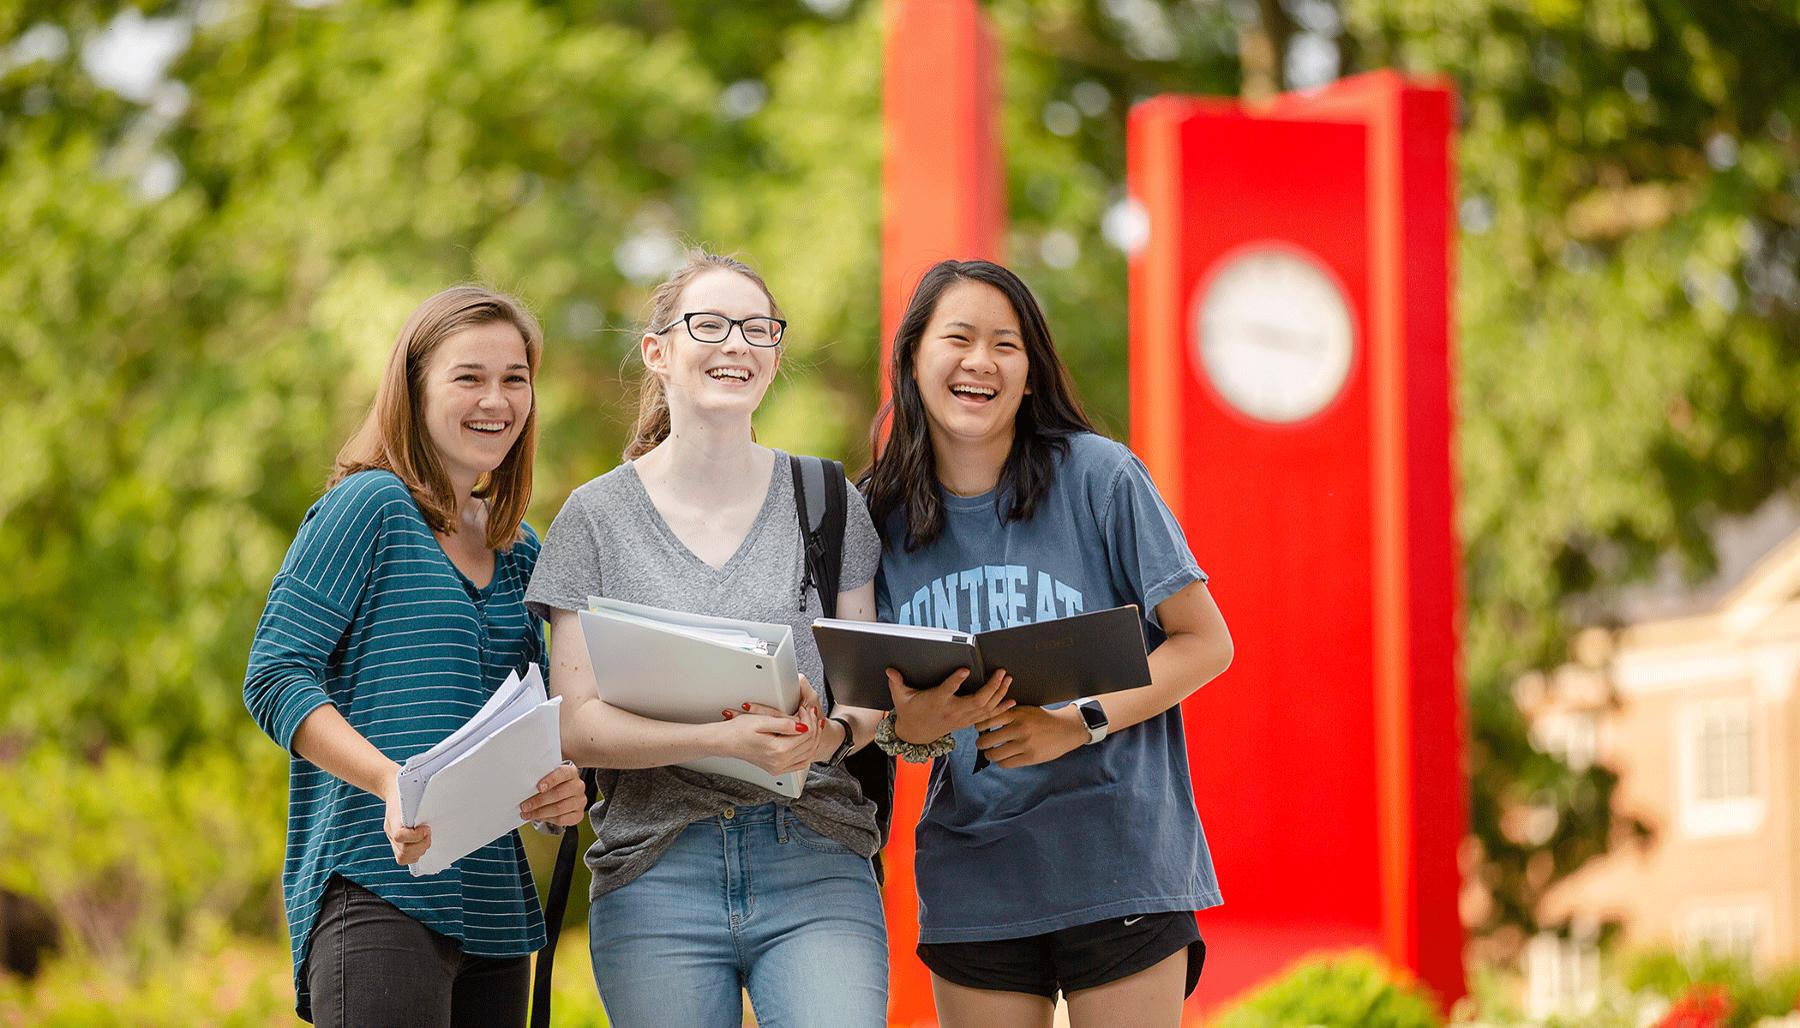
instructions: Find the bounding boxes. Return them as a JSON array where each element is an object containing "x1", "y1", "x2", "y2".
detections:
[
  {"x1": 0, "y1": 741, "x2": 287, "y2": 961},
  {"x1": 1624, "y1": 949, "x2": 1800, "y2": 1027},
  {"x1": 1212, "y1": 950, "x2": 1444, "y2": 1028},
  {"x1": 0, "y1": 741, "x2": 614, "y2": 1024},
  {"x1": 0, "y1": 932, "x2": 295, "y2": 1026},
  {"x1": 0, "y1": 932, "x2": 611, "y2": 1027}
]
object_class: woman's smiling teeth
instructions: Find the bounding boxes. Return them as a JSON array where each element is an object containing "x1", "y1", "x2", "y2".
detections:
[
  {"x1": 465, "y1": 419, "x2": 510, "y2": 434},
  {"x1": 950, "y1": 383, "x2": 997, "y2": 402},
  {"x1": 706, "y1": 367, "x2": 753, "y2": 383}
]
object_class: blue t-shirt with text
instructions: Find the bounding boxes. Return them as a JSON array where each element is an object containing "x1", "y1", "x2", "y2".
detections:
[{"x1": 876, "y1": 432, "x2": 1223, "y2": 943}]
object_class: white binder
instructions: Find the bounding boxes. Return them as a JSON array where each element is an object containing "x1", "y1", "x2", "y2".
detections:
[{"x1": 580, "y1": 597, "x2": 804, "y2": 799}]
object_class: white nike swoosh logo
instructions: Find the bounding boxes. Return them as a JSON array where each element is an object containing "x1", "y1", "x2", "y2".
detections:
[{"x1": 1123, "y1": 916, "x2": 1144, "y2": 926}]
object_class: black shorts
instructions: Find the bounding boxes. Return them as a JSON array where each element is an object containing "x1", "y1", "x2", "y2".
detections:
[{"x1": 917, "y1": 911, "x2": 1205, "y2": 1000}]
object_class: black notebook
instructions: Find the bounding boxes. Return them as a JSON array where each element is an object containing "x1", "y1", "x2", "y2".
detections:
[{"x1": 811, "y1": 605, "x2": 1151, "y2": 710}]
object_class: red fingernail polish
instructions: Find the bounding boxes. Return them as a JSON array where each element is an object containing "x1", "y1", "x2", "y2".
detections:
[
  {"x1": 742, "y1": 703, "x2": 752, "y2": 712},
  {"x1": 722, "y1": 710, "x2": 735, "y2": 719},
  {"x1": 795, "y1": 722, "x2": 808, "y2": 733}
]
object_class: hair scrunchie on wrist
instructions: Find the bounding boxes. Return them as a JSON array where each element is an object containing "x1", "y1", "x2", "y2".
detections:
[{"x1": 874, "y1": 710, "x2": 955, "y2": 763}]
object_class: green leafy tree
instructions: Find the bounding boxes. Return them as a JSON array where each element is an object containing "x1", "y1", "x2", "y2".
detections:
[
  {"x1": 1346, "y1": 0, "x2": 1800, "y2": 949},
  {"x1": 0, "y1": 0, "x2": 737, "y2": 961}
]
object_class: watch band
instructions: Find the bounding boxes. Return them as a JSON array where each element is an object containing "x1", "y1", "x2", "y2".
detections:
[
  {"x1": 824, "y1": 715, "x2": 856, "y2": 767},
  {"x1": 1074, "y1": 697, "x2": 1109, "y2": 745}
]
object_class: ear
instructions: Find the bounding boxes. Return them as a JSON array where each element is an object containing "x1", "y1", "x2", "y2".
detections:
[{"x1": 642, "y1": 331, "x2": 669, "y2": 375}]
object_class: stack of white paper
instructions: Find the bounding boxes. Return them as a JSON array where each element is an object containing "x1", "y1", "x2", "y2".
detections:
[
  {"x1": 598, "y1": 607, "x2": 775, "y2": 655},
  {"x1": 397, "y1": 664, "x2": 564, "y2": 877},
  {"x1": 581, "y1": 597, "x2": 804, "y2": 799}
]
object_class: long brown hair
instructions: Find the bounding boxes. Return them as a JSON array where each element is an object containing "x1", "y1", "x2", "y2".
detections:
[
  {"x1": 623, "y1": 250, "x2": 784, "y2": 460},
  {"x1": 331, "y1": 284, "x2": 544, "y2": 550},
  {"x1": 860, "y1": 260, "x2": 1094, "y2": 551}
]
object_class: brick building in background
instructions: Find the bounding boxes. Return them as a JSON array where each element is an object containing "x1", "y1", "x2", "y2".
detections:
[{"x1": 1514, "y1": 499, "x2": 1800, "y2": 1017}]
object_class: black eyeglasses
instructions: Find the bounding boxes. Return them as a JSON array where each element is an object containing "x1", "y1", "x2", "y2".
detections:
[{"x1": 655, "y1": 312, "x2": 786, "y2": 347}]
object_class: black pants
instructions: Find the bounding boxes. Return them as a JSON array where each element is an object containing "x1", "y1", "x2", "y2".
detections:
[{"x1": 303, "y1": 876, "x2": 529, "y2": 1028}]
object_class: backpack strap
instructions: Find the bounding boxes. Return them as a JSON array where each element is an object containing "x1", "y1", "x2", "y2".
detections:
[
  {"x1": 791, "y1": 455, "x2": 895, "y2": 882},
  {"x1": 530, "y1": 767, "x2": 604, "y2": 1028},
  {"x1": 795, "y1": 456, "x2": 846, "y2": 609}
]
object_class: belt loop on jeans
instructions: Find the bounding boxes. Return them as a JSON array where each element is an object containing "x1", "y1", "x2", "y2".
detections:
[{"x1": 775, "y1": 805, "x2": 790, "y2": 843}]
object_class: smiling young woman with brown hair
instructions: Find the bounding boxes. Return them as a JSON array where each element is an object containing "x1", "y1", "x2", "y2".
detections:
[{"x1": 244, "y1": 285, "x2": 586, "y2": 1027}]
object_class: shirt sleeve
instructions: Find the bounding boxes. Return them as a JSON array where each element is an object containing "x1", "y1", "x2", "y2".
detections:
[
  {"x1": 1099, "y1": 451, "x2": 1208, "y2": 630},
  {"x1": 523, "y1": 489, "x2": 606, "y2": 619},
  {"x1": 513, "y1": 522, "x2": 548, "y2": 669},
  {"x1": 840, "y1": 479, "x2": 882, "y2": 592},
  {"x1": 242, "y1": 475, "x2": 401, "y2": 753},
  {"x1": 874, "y1": 565, "x2": 895, "y2": 624}
]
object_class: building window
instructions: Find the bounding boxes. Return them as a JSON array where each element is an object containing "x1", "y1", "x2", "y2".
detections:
[
  {"x1": 1525, "y1": 932, "x2": 1600, "y2": 1020},
  {"x1": 1693, "y1": 707, "x2": 1753, "y2": 802},
  {"x1": 1676, "y1": 698, "x2": 1762, "y2": 838},
  {"x1": 1683, "y1": 904, "x2": 1761, "y2": 962}
]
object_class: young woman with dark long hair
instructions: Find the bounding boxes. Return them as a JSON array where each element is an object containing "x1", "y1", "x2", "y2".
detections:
[
  {"x1": 244, "y1": 286, "x2": 588, "y2": 1026},
  {"x1": 861, "y1": 259, "x2": 1233, "y2": 1028},
  {"x1": 524, "y1": 251, "x2": 893, "y2": 1027}
]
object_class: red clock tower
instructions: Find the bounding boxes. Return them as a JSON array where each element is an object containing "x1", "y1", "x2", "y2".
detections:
[{"x1": 1129, "y1": 72, "x2": 1467, "y2": 1011}]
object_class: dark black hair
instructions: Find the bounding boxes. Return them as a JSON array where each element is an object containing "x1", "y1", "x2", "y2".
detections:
[{"x1": 860, "y1": 259, "x2": 1095, "y2": 551}]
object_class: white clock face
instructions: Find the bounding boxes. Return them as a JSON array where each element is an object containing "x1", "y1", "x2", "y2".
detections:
[{"x1": 1191, "y1": 246, "x2": 1356, "y2": 424}]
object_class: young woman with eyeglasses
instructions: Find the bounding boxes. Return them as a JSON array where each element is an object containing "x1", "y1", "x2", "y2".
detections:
[
  {"x1": 524, "y1": 251, "x2": 892, "y2": 1027},
  {"x1": 243, "y1": 286, "x2": 588, "y2": 1026},
  {"x1": 860, "y1": 260, "x2": 1234, "y2": 1028}
]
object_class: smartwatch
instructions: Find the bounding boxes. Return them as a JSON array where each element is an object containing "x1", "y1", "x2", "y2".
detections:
[
  {"x1": 1073, "y1": 698, "x2": 1109, "y2": 745},
  {"x1": 824, "y1": 715, "x2": 857, "y2": 767}
]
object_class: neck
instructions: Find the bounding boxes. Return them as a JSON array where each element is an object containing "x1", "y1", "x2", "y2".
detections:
[
  {"x1": 641, "y1": 409, "x2": 765, "y2": 500},
  {"x1": 442, "y1": 469, "x2": 483, "y2": 532},
  {"x1": 930, "y1": 426, "x2": 1013, "y2": 498}
]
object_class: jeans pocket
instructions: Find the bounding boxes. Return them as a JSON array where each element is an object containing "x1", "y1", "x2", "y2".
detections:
[{"x1": 788, "y1": 817, "x2": 853, "y2": 855}]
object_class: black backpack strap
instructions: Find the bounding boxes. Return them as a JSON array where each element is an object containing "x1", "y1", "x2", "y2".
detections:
[
  {"x1": 530, "y1": 767, "x2": 603, "y2": 1028},
  {"x1": 792, "y1": 455, "x2": 895, "y2": 882},
  {"x1": 793, "y1": 456, "x2": 844, "y2": 604}
]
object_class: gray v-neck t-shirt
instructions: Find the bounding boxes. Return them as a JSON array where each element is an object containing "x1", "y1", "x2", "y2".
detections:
[{"x1": 524, "y1": 451, "x2": 882, "y2": 899}]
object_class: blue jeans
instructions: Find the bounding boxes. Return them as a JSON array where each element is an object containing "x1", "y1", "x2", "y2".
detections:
[{"x1": 588, "y1": 803, "x2": 888, "y2": 1028}]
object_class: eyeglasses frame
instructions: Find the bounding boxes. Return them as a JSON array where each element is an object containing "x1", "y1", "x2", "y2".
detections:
[{"x1": 654, "y1": 311, "x2": 787, "y2": 348}]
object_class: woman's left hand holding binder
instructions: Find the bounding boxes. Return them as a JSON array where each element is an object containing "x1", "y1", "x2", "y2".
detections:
[{"x1": 729, "y1": 675, "x2": 828, "y2": 774}]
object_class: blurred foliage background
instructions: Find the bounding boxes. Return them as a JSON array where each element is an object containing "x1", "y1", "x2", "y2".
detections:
[{"x1": 0, "y1": 0, "x2": 1796, "y2": 1022}]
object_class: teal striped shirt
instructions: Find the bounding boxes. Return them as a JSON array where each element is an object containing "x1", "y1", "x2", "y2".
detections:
[{"x1": 244, "y1": 470, "x2": 546, "y2": 1019}]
